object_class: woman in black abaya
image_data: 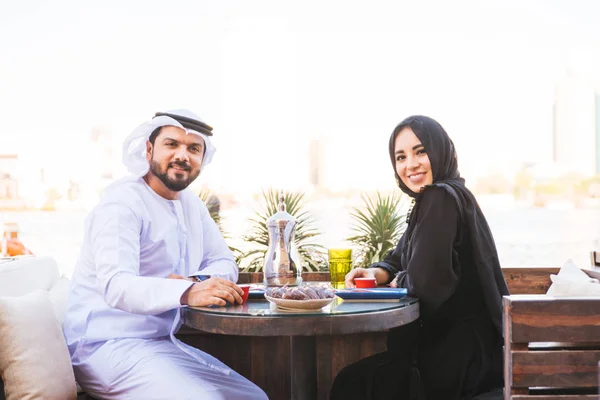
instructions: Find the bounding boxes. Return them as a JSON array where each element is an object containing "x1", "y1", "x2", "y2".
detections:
[{"x1": 330, "y1": 116, "x2": 508, "y2": 400}]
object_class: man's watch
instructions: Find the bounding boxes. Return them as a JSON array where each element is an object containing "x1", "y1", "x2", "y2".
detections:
[{"x1": 193, "y1": 275, "x2": 211, "y2": 282}]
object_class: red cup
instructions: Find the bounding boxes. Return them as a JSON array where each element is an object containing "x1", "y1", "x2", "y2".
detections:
[
  {"x1": 354, "y1": 277, "x2": 376, "y2": 289},
  {"x1": 239, "y1": 285, "x2": 250, "y2": 304}
]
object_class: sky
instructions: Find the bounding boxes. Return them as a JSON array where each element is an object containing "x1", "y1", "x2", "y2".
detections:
[{"x1": 1, "y1": 0, "x2": 600, "y2": 196}]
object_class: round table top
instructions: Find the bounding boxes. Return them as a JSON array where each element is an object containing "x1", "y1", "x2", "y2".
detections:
[{"x1": 182, "y1": 296, "x2": 419, "y2": 336}]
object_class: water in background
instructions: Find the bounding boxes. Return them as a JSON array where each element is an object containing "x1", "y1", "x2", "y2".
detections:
[
  {"x1": 303, "y1": 196, "x2": 600, "y2": 270},
  {"x1": 3, "y1": 196, "x2": 599, "y2": 277}
]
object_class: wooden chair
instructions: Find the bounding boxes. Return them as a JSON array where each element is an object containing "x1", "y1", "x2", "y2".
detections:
[
  {"x1": 591, "y1": 251, "x2": 600, "y2": 268},
  {"x1": 503, "y1": 267, "x2": 600, "y2": 399}
]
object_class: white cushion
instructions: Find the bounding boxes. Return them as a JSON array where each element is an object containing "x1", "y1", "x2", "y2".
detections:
[
  {"x1": 0, "y1": 256, "x2": 59, "y2": 297},
  {"x1": 49, "y1": 277, "x2": 71, "y2": 327},
  {"x1": 0, "y1": 290, "x2": 77, "y2": 399},
  {"x1": 546, "y1": 259, "x2": 600, "y2": 297}
]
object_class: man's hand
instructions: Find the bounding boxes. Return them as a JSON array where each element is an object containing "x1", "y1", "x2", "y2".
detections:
[{"x1": 180, "y1": 277, "x2": 244, "y2": 307}]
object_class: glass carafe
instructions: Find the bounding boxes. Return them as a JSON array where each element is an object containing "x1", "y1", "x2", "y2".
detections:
[{"x1": 263, "y1": 194, "x2": 303, "y2": 287}]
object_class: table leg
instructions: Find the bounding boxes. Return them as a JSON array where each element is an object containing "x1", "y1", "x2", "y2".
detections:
[{"x1": 290, "y1": 336, "x2": 316, "y2": 400}]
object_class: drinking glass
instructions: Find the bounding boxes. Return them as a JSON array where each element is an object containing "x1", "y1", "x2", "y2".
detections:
[{"x1": 328, "y1": 248, "x2": 352, "y2": 289}]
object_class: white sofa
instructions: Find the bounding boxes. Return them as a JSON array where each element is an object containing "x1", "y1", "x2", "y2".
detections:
[{"x1": 0, "y1": 256, "x2": 77, "y2": 400}]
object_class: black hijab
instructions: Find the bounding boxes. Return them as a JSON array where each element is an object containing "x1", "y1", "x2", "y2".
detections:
[{"x1": 389, "y1": 115, "x2": 509, "y2": 336}]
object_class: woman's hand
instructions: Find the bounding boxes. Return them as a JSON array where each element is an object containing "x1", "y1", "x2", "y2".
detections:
[
  {"x1": 344, "y1": 267, "x2": 392, "y2": 288},
  {"x1": 344, "y1": 268, "x2": 376, "y2": 288}
]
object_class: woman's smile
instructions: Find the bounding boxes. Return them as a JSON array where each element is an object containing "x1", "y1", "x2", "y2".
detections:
[{"x1": 408, "y1": 172, "x2": 427, "y2": 183}]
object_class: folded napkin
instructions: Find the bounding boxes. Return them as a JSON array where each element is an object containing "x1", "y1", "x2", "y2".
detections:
[{"x1": 546, "y1": 259, "x2": 600, "y2": 297}]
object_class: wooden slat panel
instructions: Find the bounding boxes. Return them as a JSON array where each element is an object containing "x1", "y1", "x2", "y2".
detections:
[
  {"x1": 238, "y1": 271, "x2": 330, "y2": 284},
  {"x1": 249, "y1": 336, "x2": 291, "y2": 399},
  {"x1": 177, "y1": 330, "x2": 387, "y2": 400},
  {"x1": 176, "y1": 332, "x2": 291, "y2": 400},
  {"x1": 500, "y1": 266, "x2": 597, "y2": 295},
  {"x1": 316, "y1": 332, "x2": 387, "y2": 400},
  {"x1": 240, "y1": 267, "x2": 593, "y2": 289},
  {"x1": 504, "y1": 296, "x2": 600, "y2": 343},
  {"x1": 502, "y1": 267, "x2": 559, "y2": 295},
  {"x1": 511, "y1": 350, "x2": 600, "y2": 388},
  {"x1": 512, "y1": 396, "x2": 598, "y2": 400},
  {"x1": 239, "y1": 267, "x2": 595, "y2": 289},
  {"x1": 528, "y1": 342, "x2": 600, "y2": 350}
]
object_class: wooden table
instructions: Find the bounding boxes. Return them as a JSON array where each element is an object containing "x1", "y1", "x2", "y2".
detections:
[{"x1": 180, "y1": 294, "x2": 419, "y2": 400}]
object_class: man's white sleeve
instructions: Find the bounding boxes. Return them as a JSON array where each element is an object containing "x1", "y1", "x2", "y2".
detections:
[{"x1": 90, "y1": 202, "x2": 193, "y2": 315}]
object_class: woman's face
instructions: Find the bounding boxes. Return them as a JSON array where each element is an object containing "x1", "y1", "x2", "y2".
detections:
[{"x1": 394, "y1": 126, "x2": 433, "y2": 193}]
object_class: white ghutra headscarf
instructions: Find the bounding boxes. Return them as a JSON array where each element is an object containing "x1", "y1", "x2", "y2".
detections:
[{"x1": 122, "y1": 109, "x2": 216, "y2": 178}]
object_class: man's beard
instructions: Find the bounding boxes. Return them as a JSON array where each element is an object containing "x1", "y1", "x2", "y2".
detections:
[{"x1": 149, "y1": 158, "x2": 200, "y2": 192}]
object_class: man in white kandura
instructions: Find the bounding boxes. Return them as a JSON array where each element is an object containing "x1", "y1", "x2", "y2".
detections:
[{"x1": 63, "y1": 110, "x2": 268, "y2": 399}]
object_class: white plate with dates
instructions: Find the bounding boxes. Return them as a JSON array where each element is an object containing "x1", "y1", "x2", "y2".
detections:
[{"x1": 264, "y1": 295, "x2": 336, "y2": 311}]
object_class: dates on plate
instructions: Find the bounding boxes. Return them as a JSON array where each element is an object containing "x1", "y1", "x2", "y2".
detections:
[{"x1": 266, "y1": 284, "x2": 335, "y2": 300}]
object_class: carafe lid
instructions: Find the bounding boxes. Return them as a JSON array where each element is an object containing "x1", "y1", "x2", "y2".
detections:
[{"x1": 266, "y1": 193, "x2": 296, "y2": 227}]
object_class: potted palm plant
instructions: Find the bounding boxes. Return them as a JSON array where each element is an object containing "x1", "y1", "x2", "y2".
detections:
[{"x1": 347, "y1": 192, "x2": 410, "y2": 268}]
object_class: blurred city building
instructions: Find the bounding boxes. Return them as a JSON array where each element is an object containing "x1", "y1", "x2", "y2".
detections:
[
  {"x1": 308, "y1": 138, "x2": 324, "y2": 190},
  {"x1": 553, "y1": 71, "x2": 600, "y2": 176},
  {"x1": 0, "y1": 154, "x2": 25, "y2": 209}
]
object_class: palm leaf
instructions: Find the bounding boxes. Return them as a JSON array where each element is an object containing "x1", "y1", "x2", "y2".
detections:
[
  {"x1": 198, "y1": 189, "x2": 222, "y2": 228},
  {"x1": 198, "y1": 189, "x2": 241, "y2": 258},
  {"x1": 347, "y1": 192, "x2": 409, "y2": 268}
]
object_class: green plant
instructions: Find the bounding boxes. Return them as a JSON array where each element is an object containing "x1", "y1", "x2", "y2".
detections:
[
  {"x1": 198, "y1": 190, "x2": 242, "y2": 263},
  {"x1": 238, "y1": 189, "x2": 326, "y2": 272},
  {"x1": 347, "y1": 192, "x2": 408, "y2": 268},
  {"x1": 198, "y1": 190, "x2": 222, "y2": 227}
]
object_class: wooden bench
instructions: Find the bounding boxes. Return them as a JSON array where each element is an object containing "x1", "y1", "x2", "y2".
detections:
[
  {"x1": 591, "y1": 251, "x2": 600, "y2": 268},
  {"x1": 503, "y1": 266, "x2": 600, "y2": 399}
]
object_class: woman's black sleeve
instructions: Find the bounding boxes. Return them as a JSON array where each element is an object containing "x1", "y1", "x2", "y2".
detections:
[
  {"x1": 396, "y1": 187, "x2": 460, "y2": 310},
  {"x1": 369, "y1": 235, "x2": 406, "y2": 284}
]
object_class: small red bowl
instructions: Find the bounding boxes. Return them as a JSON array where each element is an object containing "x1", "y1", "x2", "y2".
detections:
[
  {"x1": 354, "y1": 278, "x2": 376, "y2": 288},
  {"x1": 239, "y1": 285, "x2": 250, "y2": 304}
]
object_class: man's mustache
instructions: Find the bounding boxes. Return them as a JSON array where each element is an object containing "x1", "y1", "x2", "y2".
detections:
[{"x1": 169, "y1": 161, "x2": 191, "y2": 171}]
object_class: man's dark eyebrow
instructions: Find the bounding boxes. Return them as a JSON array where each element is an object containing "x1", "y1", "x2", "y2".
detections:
[
  {"x1": 395, "y1": 143, "x2": 424, "y2": 155},
  {"x1": 161, "y1": 137, "x2": 204, "y2": 148}
]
